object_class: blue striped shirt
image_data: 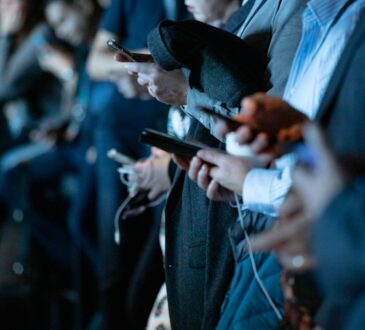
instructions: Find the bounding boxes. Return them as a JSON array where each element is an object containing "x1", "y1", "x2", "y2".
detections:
[{"x1": 243, "y1": 0, "x2": 365, "y2": 216}]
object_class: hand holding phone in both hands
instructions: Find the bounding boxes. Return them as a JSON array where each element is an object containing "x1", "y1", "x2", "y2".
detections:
[{"x1": 115, "y1": 53, "x2": 189, "y2": 106}]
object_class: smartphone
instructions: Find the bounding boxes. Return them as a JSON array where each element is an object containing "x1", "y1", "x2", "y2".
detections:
[
  {"x1": 107, "y1": 39, "x2": 140, "y2": 62},
  {"x1": 198, "y1": 107, "x2": 248, "y2": 130},
  {"x1": 107, "y1": 149, "x2": 136, "y2": 165},
  {"x1": 139, "y1": 129, "x2": 204, "y2": 158}
]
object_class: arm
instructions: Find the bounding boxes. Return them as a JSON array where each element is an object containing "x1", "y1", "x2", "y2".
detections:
[
  {"x1": 0, "y1": 24, "x2": 51, "y2": 102},
  {"x1": 86, "y1": 30, "x2": 127, "y2": 81}
]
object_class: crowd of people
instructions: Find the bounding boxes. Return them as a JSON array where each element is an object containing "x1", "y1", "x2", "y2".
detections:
[{"x1": 0, "y1": 0, "x2": 364, "y2": 329}]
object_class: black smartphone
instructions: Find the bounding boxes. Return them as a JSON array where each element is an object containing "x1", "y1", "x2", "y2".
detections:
[
  {"x1": 107, "y1": 39, "x2": 140, "y2": 62},
  {"x1": 139, "y1": 129, "x2": 203, "y2": 158},
  {"x1": 198, "y1": 107, "x2": 246, "y2": 130}
]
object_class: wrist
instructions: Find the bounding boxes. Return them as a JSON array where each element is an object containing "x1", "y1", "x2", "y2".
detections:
[{"x1": 60, "y1": 67, "x2": 76, "y2": 82}]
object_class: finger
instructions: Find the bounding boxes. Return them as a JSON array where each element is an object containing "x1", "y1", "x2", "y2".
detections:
[
  {"x1": 235, "y1": 126, "x2": 255, "y2": 144},
  {"x1": 148, "y1": 188, "x2": 161, "y2": 200},
  {"x1": 206, "y1": 180, "x2": 221, "y2": 200},
  {"x1": 123, "y1": 62, "x2": 155, "y2": 74},
  {"x1": 196, "y1": 149, "x2": 225, "y2": 166},
  {"x1": 188, "y1": 156, "x2": 203, "y2": 182},
  {"x1": 115, "y1": 53, "x2": 132, "y2": 62},
  {"x1": 137, "y1": 75, "x2": 150, "y2": 86},
  {"x1": 250, "y1": 225, "x2": 293, "y2": 252},
  {"x1": 212, "y1": 119, "x2": 233, "y2": 138},
  {"x1": 197, "y1": 164, "x2": 211, "y2": 191},
  {"x1": 241, "y1": 95, "x2": 260, "y2": 116},
  {"x1": 250, "y1": 133, "x2": 270, "y2": 153},
  {"x1": 279, "y1": 190, "x2": 303, "y2": 219}
]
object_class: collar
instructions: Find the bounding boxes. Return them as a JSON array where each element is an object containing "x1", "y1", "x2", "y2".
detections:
[{"x1": 307, "y1": 0, "x2": 352, "y2": 28}]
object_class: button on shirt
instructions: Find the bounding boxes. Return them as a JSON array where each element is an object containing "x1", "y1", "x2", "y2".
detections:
[{"x1": 243, "y1": 0, "x2": 365, "y2": 216}]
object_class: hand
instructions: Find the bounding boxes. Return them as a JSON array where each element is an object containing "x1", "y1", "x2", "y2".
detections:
[
  {"x1": 249, "y1": 124, "x2": 345, "y2": 272},
  {"x1": 188, "y1": 156, "x2": 235, "y2": 202},
  {"x1": 238, "y1": 93, "x2": 309, "y2": 140},
  {"x1": 250, "y1": 209, "x2": 315, "y2": 272},
  {"x1": 116, "y1": 57, "x2": 188, "y2": 106},
  {"x1": 195, "y1": 149, "x2": 262, "y2": 196},
  {"x1": 292, "y1": 124, "x2": 345, "y2": 220},
  {"x1": 231, "y1": 93, "x2": 309, "y2": 157},
  {"x1": 130, "y1": 153, "x2": 171, "y2": 200},
  {"x1": 113, "y1": 73, "x2": 151, "y2": 99},
  {"x1": 0, "y1": 0, "x2": 24, "y2": 36},
  {"x1": 38, "y1": 45, "x2": 76, "y2": 81},
  {"x1": 250, "y1": 189, "x2": 315, "y2": 272}
]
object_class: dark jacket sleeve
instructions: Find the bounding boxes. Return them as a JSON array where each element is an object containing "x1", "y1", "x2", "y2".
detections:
[{"x1": 147, "y1": 19, "x2": 265, "y2": 108}]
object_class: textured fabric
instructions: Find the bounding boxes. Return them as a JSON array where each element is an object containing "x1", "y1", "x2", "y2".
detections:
[
  {"x1": 148, "y1": 19, "x2": 264, "y2": 107},
  {"x1": 216, "y1": 211, "x2": 283, "y2": 330},
  {"x1": 243, "y1": 0, "x2": 365, "y2": 217},
  {"x1": 163, "y1": 3, "x2": 306, "y2": 329},
  {"x1": 183, "y1": 0, "x2": 305, "y2": 136}
]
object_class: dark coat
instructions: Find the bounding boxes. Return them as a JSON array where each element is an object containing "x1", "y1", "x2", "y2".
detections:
[
  {"x1": 304, "y1": 8, "x2": 365, "y2": 330},
  {"x1": 314, "y1": 182, "x2": 365, "y2": 329},
  {"x1": 216, "y1": 212, "x2": 283, "y2": 330},
  {"x1": 162, "y1": 1, "x2": 306, "y2": 329}
]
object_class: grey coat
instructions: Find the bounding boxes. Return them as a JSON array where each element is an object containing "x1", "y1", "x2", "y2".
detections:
[{"x1": 162, "y1": 1, "x2": 306, "y2": 329}]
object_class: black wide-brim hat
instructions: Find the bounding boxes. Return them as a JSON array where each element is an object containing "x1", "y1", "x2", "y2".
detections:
[{"x1": 148, "y1": 20, "x2": 266, "y2": 108}]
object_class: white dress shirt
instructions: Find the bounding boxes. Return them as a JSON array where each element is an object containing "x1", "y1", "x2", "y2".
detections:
[{"x1": 242, "y1": 0, "x2": 365, "y2": 216}]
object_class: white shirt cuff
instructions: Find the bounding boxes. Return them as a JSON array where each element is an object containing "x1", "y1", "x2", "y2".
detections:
[{"x1": 242, "y1": 168, "x2": 290, "y2": 217}]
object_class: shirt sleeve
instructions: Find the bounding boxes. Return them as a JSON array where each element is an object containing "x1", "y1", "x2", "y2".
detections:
[{"x1": 242, "y1": 154, "x2": 296, "y2": 216}]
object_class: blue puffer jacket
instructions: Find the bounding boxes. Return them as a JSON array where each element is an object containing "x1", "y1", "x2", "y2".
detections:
[{"x1": 216, "y1": 210, "x2": 284, "y2": 330}]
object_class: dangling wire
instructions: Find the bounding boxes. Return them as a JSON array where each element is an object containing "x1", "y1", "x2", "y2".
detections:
[{"x1": 234, "y1": 193, "x2": 283, "y2": 321}]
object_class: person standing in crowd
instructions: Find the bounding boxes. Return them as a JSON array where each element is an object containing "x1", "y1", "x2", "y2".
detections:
[
  {"x1": 189, "y1": 0, "x2": 365, "y2": 327},
  {"x1": 250, "y1": 124, "x2": 365, "y2": 330},
  {"x1": 87, "y1": 0, "x2": 186, "y2": 329},
  {"x1": 0, "y1": 0, "x2": 62, "y2": 148},
  {"x1": 126, "y1": 0, "x2": 306, "y2": 328}
]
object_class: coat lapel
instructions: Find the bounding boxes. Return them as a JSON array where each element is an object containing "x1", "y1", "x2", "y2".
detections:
[
  {"x1": 316, "y1": 10, "x2": 365, "y2": 122},
  {"x1": 238, "y1": 0, "x2": 272, "y2": 34}
]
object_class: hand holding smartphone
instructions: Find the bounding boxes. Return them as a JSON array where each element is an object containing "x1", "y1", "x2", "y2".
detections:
[
  {"x1": 107, "y1": 39, "x2": 153, "y2": 63},
  {"x1": 139, "y1": 129, "x2": 205, "y2": 159},
  {"x1": 199, "y1": 107, "x2": 304, "y2": 142}
]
